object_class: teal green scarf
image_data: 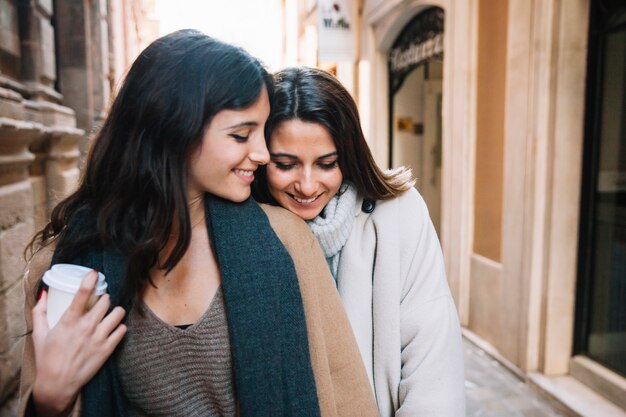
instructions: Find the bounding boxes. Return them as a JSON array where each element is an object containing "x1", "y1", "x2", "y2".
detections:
[{"x1": 49, "y1": 194, "x2": 321, "y2": 417}]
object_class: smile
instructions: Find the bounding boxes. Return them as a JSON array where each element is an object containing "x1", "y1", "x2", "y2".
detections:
[
  {"x1": 288, "y1": 193, "x2": 322, "y2": 205},
  {"x1": 234, "y1": 169, "x2": 254, "y2": 177},
  {"x1": 234, "y1": 168, "x2": 255, "y2": 183}
]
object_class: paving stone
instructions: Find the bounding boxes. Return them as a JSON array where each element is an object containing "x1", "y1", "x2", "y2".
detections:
[{"x1": 464, "y1": 339, "x2": 566, "y2": 416}]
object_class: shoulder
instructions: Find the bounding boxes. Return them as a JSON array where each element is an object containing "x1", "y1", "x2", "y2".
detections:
[
  {"x1": 258, "y1": 203, "x2": 317, "y2": 251},
  {"x1": 259, "y1": 203, "x2": 311, "y2": 235},
  {"x1": 378, "y1": 186, "x2": 425, "y2": 210},
  {"x1": 24, "y1": 241, "x2": 56, "y2": 300},
  {"x1": 29, "y1": 242, "x2": 56, "y2": 270},
  {"x1": 369, "y1": 187, "x2": 429, "y2": 224},
  {"x1": 357, "y1": 188, "x2": 438, "y2": 259}
]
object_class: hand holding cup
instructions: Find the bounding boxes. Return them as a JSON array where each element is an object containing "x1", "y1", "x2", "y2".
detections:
[
  {"x1": 43, "y1": 264, "x2": 108, "y2": 328},
  {"x1": 31, "y1": 269, "x2": 127, "y2": 417}
]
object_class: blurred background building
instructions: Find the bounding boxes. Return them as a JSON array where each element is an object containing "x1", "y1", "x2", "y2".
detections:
[
  {"x1": 286, "y1": 0, "x2": 625, "y2": 415},
  {"x1": 0, "y1": 0, "x2": 624, "y2": 416}
]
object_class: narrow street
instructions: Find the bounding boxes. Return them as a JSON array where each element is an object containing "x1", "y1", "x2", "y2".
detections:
[
  {"x1": 465, "y1": 339, "x2": 565, "y2": 417},
  {"x1": 1, "y1": 1, "x2": 624, "y2": 416},
  {"x1": 0, "y1": 337, "x2": 597, "y2": 417}
]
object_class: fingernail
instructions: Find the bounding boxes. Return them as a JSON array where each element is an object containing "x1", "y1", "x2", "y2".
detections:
[
  {"x1": 38, "y1": 289, "x2": 46, "y2": 301},
  {"x1": 86, "y1": 271, "x2": 98, "y2": 284}
]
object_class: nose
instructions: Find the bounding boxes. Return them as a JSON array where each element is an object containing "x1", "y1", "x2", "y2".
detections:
[
  {"x1": 249, "y1": 134, "x2": 270, "y2": 165},
  {"x1": 295, "y1": 168, "x2": 317, "y2": 196}
]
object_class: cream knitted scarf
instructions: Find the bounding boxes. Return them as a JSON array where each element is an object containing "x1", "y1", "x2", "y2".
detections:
[{"x1": 307, "y1": 183, "x2": 358, "y2": 280}]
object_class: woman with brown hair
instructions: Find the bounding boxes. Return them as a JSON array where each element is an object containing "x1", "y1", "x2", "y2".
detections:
[
  {"x1": 254, "y1": 66, "x2": 465, "y2": 417},
  {"x1": 19, "y1": 33, "x2": 377, "y2": 417}
]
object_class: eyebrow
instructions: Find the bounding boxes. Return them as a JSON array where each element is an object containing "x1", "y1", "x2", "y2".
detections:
[
  {"x1": 270, "y1": 151, "x2": 338, "y2": 160},
  {"x1": 223, "y1": 121, "x2": 258, "y2": 130}
]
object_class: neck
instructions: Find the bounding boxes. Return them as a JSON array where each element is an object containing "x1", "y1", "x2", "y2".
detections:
[
  {"x1": 168, "y1": 193, "x2": 205, "y2": 238},
  {"x1": 159, "y1": 195, "x2": 206, "y2": 269},
  {"x1": 188, "y1": 193, "x2": 205, "y2": 229}
]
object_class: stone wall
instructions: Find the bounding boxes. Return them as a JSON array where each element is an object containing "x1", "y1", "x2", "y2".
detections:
[
  {"x1": 0, "y1": 1, "x2": 157, "y2": 415},
  {"x1": 1, "y1": 2, "x2": 81, "y2": 415},
  {"x1": 0, "y1": 109, "x2": 83, "y2": 417}
]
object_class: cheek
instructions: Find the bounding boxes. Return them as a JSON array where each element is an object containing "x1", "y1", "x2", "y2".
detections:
[
  {"x1": 325, "y1": 170, "x2": 343, "y2": 193},
  {"x1": 266, "y1": 167, "x2": 292, "y2": 191}
]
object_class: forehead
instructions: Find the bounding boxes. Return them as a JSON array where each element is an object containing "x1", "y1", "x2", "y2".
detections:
[
  {"x1": 209, "y1": 87, "x2": 270, "y2": 128},
  {"x1": 271, "y1": 120, "x2": 335, "y2": 150}
]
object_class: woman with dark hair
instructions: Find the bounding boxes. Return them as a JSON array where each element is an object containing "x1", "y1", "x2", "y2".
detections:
[
  {"x1": 19, "y1": 32, "x2": 378, "y2": 417},
  {"x1": 253, "y1": 66, "x2": 465, "y2": 417}
]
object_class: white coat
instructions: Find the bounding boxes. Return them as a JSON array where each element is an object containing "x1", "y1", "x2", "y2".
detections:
[{"x1": 336, "y1": 187, "x2": 465, "y2": 417}]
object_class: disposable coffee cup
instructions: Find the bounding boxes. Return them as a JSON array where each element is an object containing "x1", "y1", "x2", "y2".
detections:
[{"x1": 42, "y1": 264, "x2": 108, "y2": 328}]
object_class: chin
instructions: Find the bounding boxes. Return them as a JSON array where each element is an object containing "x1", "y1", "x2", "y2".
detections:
[
  {"x1": 231, "y1": 193, "x2": 251, "y2": 203},
  {"x1": 216, "y1": 189, "x2": 250, "y2": 203},
  {"x1": 290, "y1": 207, "x2": 321, "y2": 221}
]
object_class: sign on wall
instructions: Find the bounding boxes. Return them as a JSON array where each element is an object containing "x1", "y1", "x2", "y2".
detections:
[
  {"x1": 389, "y1": 33, "x2": 443, "y2": 73},
  {"x1": 317, "y1": 0, "x2": 356, "y2": 62},
  {"x1": 388, "y1": 7, "x2": 444, "y2": 95}
]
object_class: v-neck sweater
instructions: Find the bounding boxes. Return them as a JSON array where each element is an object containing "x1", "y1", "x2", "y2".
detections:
[{"x1": 116, "y1": 287, "x2": 236, "y2": 417}]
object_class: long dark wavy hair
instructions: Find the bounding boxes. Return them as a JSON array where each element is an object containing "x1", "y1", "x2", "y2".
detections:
[
  {"x1": 27, "y1": 29, "x2": 273, "y2": 307},
  {"x1": 252, "y1": 66, "x2": 413, "y2": 204}
]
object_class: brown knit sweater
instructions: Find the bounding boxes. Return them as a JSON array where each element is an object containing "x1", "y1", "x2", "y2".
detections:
[{"x1": 116, "y1": 287, "x2": 236, "y2": 417}]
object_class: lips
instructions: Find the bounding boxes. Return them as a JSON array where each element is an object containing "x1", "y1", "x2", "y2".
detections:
[
  {"x1": 233, "y1": 168, "x2": 255, "y2": 183},
  {"x1": 287, "y1": 192, "x2": 323, "y2": 206},
  {"x1": 234, "y1": 169, "x2": 254, "y2": 177}
]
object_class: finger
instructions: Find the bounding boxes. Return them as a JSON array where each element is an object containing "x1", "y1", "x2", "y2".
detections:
[
  {"x1": 66, "y1": 271, "x2": 98, "y2": 317},
  {"x1": 32, "y1": 291, "x2": 49, "y2": 348},
  {"x1": 77, "y1": 323, "x2": 127, "y2": 386},
  {"x1": 95, "y1": 306, "x2": 126, "y2": 339},
  {"x1": 103, "y1": 323, "x2": 128, "y2": 354},
  {"x1": 85, "y1": 293, "x2": 111, "y2": 324},
  {"x1": 33, "y1": 288, "x2": 48, "y2": 316}
]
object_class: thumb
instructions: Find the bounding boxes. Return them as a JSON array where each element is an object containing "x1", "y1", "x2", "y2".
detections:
[{"x1": 32, "y1": 290, "x2": 50, "y2": 349}]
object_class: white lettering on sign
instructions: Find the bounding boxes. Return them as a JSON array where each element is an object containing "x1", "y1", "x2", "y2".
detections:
[{"x1": 390, "y1": 33, "x2": 444, "y2": 72}]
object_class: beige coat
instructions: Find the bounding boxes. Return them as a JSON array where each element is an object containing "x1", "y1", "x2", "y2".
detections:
[
  {"x1": 18, "y1": 203, "x2": 379, "y2": 417},
  {"x1": 337, "y1": 188, "x2": 465, "y2": 417}
]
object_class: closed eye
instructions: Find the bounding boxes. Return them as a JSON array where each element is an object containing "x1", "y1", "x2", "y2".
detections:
[
  {"x1": 318, "y1": 160, "x2": 338, "y2": 170},
  {"x1": 230, "y1": 134, "x2": 249, "y2": 142},
  {"x1": 273, "y1": 161, "x2": 296, "y2": 170}
]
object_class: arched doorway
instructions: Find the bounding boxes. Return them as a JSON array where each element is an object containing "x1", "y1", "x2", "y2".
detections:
[{"x1": 388, "y1": 7, "x2": 444, "y2": 234}]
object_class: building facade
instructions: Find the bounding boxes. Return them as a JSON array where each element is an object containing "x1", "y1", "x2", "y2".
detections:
[
  {"x1": 281, "y1": 0, "x2": 625, "y2": 414},
  {"x1": 0, "y1": 0, "x2": 157, "y2": 414}
]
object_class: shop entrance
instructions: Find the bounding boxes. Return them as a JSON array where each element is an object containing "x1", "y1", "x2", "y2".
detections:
[{"x1": 388, "y1": 7, "x2": 444, "y2": 234}]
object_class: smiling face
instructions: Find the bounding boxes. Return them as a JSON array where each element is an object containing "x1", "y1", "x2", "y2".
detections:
[
  {"x1": 266, "y1": 119, "x2": 343, "y2": 220},
  {"x1": 187, "y1": 86, "x2": 270, "y2": 203}
]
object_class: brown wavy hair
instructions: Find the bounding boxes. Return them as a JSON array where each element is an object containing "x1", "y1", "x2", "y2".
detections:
[
  {"x1": 27, "y1": 30, "x2": 273, "y2": 307},
  {"x1": 252, "y1": 66, "x2": 413, "y2": 204}
]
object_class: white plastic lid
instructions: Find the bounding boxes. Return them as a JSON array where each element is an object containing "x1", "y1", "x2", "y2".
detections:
[{"x1": 42, "y1": 264, "x2": 108, "y2": 295}]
